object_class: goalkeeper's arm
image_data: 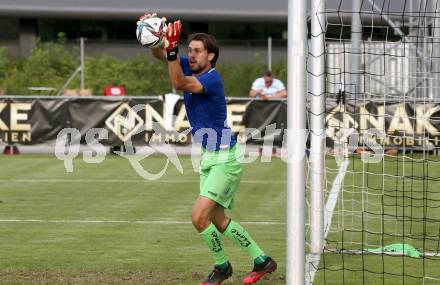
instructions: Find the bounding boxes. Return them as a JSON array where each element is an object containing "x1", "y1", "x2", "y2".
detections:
[
  {"x1": 165, "y1": 20, "x2": 203, "y2": 94},
  {"x1": 151, "y1": 46, "x2": 167, "y2": 63}
]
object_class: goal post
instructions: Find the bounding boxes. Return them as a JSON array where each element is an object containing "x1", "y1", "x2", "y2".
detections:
[
  {"x1": 286, "y1": 0, "x2": 307, "y2": 284},
  {"x1": 309, "y1": 0, "x2": 326, "y2": 256}
]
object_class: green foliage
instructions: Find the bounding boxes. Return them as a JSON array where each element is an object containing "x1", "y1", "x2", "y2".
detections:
[
  {"x1": 271, "y1": 59, "x2": 287, "y2": 87},
  {"x1": 217, "y1": 54, "x2": 287, "y2": 97},
  {"x1": 0, "y1": 42, "x2": 287, "y2": 96},
  {"x1": 0, "y1": 48, "x2": 12, "y2": 78},
  {"x1": 1, "y1": 40, "x2": 78, "y2": 95},
  {"x1": 57, "y1": 32, "x2": 67, "y2": 44},
  {"x1": 0, "y1": 48, "x2": 14, "y2": 94},
  {"x1": 80, "y1": 54, "x2": 170, "y2": 95},
  {"x1": 217, "y1": 55, "x2": 265, "y2": 97}
]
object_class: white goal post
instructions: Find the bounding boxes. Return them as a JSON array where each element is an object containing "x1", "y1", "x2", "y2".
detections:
[{"x1": 286, "y1": 0, "x2": 307, "y2": 284}]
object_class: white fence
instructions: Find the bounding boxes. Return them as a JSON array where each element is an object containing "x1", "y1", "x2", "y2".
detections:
[{"x1": 325, "y1": 41, "x2": 439, "y2": 100}]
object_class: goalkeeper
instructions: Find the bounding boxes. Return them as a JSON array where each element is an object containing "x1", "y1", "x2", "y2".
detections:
[{"x1": 139, "y1": 12, "x2": 278, "y2": 285}]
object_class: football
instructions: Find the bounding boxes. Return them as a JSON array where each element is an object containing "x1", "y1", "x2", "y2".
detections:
[{"x1": 136, "y1": 17, "x2": 166, "y2": 48}]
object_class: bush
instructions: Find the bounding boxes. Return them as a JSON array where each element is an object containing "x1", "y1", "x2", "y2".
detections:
[
  {"x1": 0, "y1": 48, "x2": 12, "y2": 80},
  {"x1": 82, "y1": 54, "x2": 170, "y2": 95},
  {"x1": 0, "y1": 41, "x2": 286, "y2": 97},
  {"x1": 0, "y1": 39, "x2": 79, "y2": 95}
]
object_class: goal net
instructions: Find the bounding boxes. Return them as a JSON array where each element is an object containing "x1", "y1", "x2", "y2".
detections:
[{"x1": 308, "y1": 1, "x2": 440, "y2": 284}]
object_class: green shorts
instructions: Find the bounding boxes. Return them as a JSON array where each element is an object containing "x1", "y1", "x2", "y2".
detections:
[{"x1": 199, "y1": 144, "x2": 243, "y2": 209}]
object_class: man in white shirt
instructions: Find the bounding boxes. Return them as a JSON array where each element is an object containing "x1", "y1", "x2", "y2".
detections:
[{"x1": 249, "y1": 70, "x2": 287, "y2": 99}]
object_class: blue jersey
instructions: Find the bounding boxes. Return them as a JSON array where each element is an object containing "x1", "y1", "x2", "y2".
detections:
[{"x1": 180, "y1": 56, "x2": 236, "y2": 151}]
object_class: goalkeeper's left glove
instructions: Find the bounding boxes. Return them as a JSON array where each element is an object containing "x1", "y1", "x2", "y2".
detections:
[
  {"x1": 165, "y1": 20, "x2": 182, "y2": 61},
  {"x1": 137, "y1": 11, "x2": 167, "y2": 25}
]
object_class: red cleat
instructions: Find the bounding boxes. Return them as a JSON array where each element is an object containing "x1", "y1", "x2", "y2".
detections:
[{"x1": 242, "y1": 257, "x2": 277, "y2": 284}]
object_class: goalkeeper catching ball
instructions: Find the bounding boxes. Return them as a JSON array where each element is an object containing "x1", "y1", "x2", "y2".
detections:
[{"x1": 139, "y1": 12, "x2": 278, "y2": 285}]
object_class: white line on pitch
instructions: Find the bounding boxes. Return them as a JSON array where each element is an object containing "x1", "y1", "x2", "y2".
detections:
[
  {"x1": 0, "y1": 179, "x2": 285, "y2": 184},
  {"x1": 306, "y1": 160, "x2": 349, "y2": 285},
  {"x1": 324, "y1": 160, "x2": 349, "y2": 237},
  {"x1": 0, "y1": 219, "x2": 285, "y2": 226}
]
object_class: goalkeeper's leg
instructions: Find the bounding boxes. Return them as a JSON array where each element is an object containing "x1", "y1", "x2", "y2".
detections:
[
  {"x1": 212, "y1": 207, "x2": 277, "y2": 284},
  {"x1": 192, "y1": 196, "x2": 233, "y2": 285}
]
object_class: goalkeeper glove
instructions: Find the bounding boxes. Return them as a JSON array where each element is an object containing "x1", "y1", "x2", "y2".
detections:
[
  {"x1": 137, "y1": 12, "x2": 167, "y2": 25},
  {"x1": 165, "y1": 20, "x2": 182, "y2": 61}
]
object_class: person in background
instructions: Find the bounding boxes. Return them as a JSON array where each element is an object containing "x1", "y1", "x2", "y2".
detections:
[{"x1": 249, "y1": 70, "x2": 287, "y2": 99}]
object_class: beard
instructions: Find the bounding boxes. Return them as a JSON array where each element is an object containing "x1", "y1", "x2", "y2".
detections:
[
  {"x1": 190, "y1": 62, "x2": 207, "y2": 75},
  {"x1": 190, "y1": 66, "x2": 202, "y2": 74}
]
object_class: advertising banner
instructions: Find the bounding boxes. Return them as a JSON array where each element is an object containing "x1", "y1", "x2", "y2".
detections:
[{"x1": 1, "y1": 96, "x2": 439, "y2": 149}]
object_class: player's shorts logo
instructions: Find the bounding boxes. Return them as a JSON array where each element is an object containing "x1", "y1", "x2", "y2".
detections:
[
  {"x1": 224, "y1": 187, "x2": 232, "y2": 197},
  {"x1": 105, "y1": 103, "x2": 144, "y2": 142}
]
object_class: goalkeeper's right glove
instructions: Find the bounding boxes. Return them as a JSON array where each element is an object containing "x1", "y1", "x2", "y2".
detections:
[{"x1": 165, "y1": 20, "x2": 182, "y2": 61}]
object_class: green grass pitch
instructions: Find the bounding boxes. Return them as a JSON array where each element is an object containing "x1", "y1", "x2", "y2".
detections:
[
  {"x1": 315, "y1": 154, "x2": 440, "y2": 285},
  {"x1": 1, "y1": 153, "x2": 440, "y2": 284},
  {"x1": 0, "y1": 154, "x2": 286, "y2": 285}
]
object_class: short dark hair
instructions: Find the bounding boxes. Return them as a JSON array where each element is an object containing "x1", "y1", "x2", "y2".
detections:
[
  {"x1": 188, "y1": 33, "x2": 219, "y2": 67},
  {"x1": 264, "y1": 70, "x2": 273, "y2": 77}
]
